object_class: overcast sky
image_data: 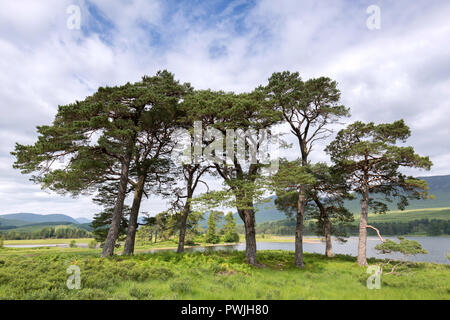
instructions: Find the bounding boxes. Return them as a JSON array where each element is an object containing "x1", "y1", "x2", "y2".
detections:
[{"x1": 0, "y1": 0, "x2": 449, "y2": 219}]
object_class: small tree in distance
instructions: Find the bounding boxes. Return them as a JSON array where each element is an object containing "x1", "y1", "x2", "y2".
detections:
[
  {"x1": 205, "y1": 211, "x2": 223, "y2": 244},
  {"x1": 222, "y1": 212, "x2": 240, "y2": 243}
]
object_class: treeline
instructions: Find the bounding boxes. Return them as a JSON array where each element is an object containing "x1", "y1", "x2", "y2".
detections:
[
  {"x1": 134, "y1": 211, "x2": 239, "y2": 246},
  {"x1": 11, "y1": 70, "x2": 432, "y2": 267},
  {"x1": 0, "y1": 226, "x2": 92, "y2": 240},
  {"x1": 250, "y1": 218, "x2": 450, "y2": 237}
]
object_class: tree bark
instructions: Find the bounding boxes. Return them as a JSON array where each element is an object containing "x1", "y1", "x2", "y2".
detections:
[
  {"x1": 236, "y1": 207, "x2": 257, "y2": 265},
  {"x1": 177, "y1": 202, "x2": 190, "y2": 253},
  {"x1": 295, "y1": 186, "x2": 306, "y2": 268},
  {"x1": 324, "y1": 218, "x2": 333, "y2": 257},
  {"x1": 315, "y1": 199, "x2": 333, "y2": 257},
  {"x1": 241, "y1": 208, "x2": 257, "y2": 265},
  {"x1": 101, "y1": 150, "x2": 132, "y2": 258},
  {"x1": 123, "y1": 175, "x2": 146, "y2": 255},
  {"x1": 293, "y1": 138, "x2": 308, "y2": 267},
  {"x1": 357, "y1": 184, "x2": 369, "y2": 266}
]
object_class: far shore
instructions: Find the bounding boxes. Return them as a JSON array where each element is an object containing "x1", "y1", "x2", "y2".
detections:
[{"x1": 3, "y1": 235, "x2": 323, "y2": 249}]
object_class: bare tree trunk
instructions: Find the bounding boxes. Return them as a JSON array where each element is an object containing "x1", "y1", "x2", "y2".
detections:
[
  {"x1": 243, "y1": 209, "x2": 257, "y2": 265},
  {"x1": 177, "y1": 202, "x2": 190, "y2": 253},
  {"x1": 123, "y1": 176, "x2": 145, "y2": 255},
  {"x1": 236, "y1": 208, "x2": 257, "y2": 265},
  {"x1": 101, "y1": 151, "x2": 132, "y2": 258},
  {"x1": 324, "y1": 218, "x2": 333, "y2": 257},
  {"x1": 295, "y1": 186, "x2": 306, "y2": 268},
  {"x1": 315, "y1": 199, "x2": 333, "y2": 257},
  {"x1": 357, "y1": 185, "x2": 369, "y2": 266}
]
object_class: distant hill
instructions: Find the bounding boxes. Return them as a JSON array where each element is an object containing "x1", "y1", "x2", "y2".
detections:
[
  {"x1": 343, "y1": 175, "x2": 450, "y2": 213},
  {"x1": 75, "y1": 217, "x2": 92, "y2": 224},
  {"x1": 232, "y1": 196, "x2": 281, "y2": 225},
  {"x1": 229, "y1": 174, "x2": 450, "y2": 224},
  {"x1": 0, "y1": 213, "x2": 79, "y2": 225},
  {"x1": 0, "y1": 217, "x2": 30, "y2": 228}
]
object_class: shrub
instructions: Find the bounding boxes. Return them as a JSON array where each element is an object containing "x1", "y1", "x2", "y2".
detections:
[
  {"x1": 69, "y1": 240, "x2": 77, "y2": 248},
  {"x1": 222, "y1": 232, "x2": 239, "y2": 243},
  {"x1": 88, "y1": 240, "x2": 97, "y2": 249},
  {"x1": 0, "y1": 236, "x2": 4, "y2": 248},
  {"x1": 129, "y1": 287, "x2": 153, "y2": 300},
  {"x1": 169, "y1": 279, "x2": 192, "y2": 294}
]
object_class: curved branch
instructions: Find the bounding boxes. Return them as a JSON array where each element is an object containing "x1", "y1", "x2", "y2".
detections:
[{"x1": 367, "y1": 225, "x2": 385, "y2": 242}]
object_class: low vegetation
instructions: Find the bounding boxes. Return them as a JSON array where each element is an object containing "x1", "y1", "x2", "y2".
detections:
[{"x1": 0, "y1": 248, "x2": 448, "y2": 300}]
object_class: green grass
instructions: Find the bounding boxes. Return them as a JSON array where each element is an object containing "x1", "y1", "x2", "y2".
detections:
[
  {"x1": 3, "y1": 238, "x2": 93, "y2": 245},
  {"x1": 0, "y1": 246, "x2": 448, "y2": 300}
]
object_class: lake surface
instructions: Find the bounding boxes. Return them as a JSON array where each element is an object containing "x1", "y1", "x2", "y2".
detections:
[
  {"x1": 5, "y1": 236, "x2": 449, "y2": 264},
  {"x1": 153, "y1": 236, "x2": 450, "y2": 265}
]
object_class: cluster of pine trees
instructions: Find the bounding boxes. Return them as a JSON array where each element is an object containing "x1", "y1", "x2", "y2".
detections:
[{"x1": 12, "y1": 70, "x2": 432, "y2": 267}]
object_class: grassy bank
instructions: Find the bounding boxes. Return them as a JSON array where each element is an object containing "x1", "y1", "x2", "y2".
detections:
[
  {"x1": 0, "y1": 246, "x2": 448, "y2": 300},
  {"x1": 3, "y1": 238, "x2": 93, "y2": 245},
  {"x1": 2, "y1": 235, "x2": 322, "y2": 247}
]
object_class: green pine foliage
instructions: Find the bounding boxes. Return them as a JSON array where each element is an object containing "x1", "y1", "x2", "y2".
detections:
[
  {"x1": 375, "y1": 236, "x2": 427, "y2": 256},
  {"x1": 205, "y1": 211, "x2": 222, "y2": 244},
  {"x1": 222, "y1": 212, "x2": 240, "y2": 243}
]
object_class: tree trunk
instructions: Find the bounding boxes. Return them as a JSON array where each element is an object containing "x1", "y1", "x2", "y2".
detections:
[
  {"x1": 315, "y1": 199, "x2": 333, "y2": 257},
  {"x1": 243, "y1": 209, "x2": 257, "y2": 265},
  {"x1": 101, "y1": 151, "x2": 132, "y2": 258},
  {"x1": 123, "y1": 175, "x2": 145, "y2": 255},
  {"x1": 177, "y1": 202, "x2": 190, "y2": 253},
  {"x1": 236, "y1": 208, "x2": 257, "y2": 265},
  {"x1": 324, "y1": 218, "x2": 333, "y2": 257},
  {"x1": 357, "y1": 185, "x2": 369, "y2": 266},
  {"x1": 295, "y1": 186, "x2": 306, "y2": 268}
]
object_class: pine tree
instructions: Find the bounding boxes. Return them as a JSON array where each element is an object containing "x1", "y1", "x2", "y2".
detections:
[
  {"x1": 205, "y1": 211, "x2": 222, "y2": 244},
  {"x1": 272, "y1": 161, "x2": 354, "y2": 257},
  {"x1": 12, "y1": 71, "x2": 189, "y2": 257},
  {"x1": 264, "y1": 71, "x2": 349, "y2": 268},
  {"x1": 184, "y1": 89, "x2": 281, "y2": 265},
  {"x1": 222, "y1": 212, "x2": 239, "y2": 243},
  {"x1": 326, "y1": 120, "x2": 432, "y2": 266}
]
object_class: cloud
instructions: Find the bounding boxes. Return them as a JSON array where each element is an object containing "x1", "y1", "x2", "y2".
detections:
[{"x1": 0, "y1": 0, "x2": 449, "y2": 218}]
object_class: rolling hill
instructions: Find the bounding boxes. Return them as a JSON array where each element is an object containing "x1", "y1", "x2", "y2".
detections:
[
  {"x1": 0, "y1": 213, "x2": 85, "y2": 236},
  {"x1": 230, "y1": 174, "x2": 450, "y2": 225},
  {"x1": 0, "y1": 213, "x2": 79, "y2": 225}
]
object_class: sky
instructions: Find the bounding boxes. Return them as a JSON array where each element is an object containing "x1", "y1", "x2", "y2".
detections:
[{"x1": 0, "y1": 0, "x2": 449, "y2": 219}]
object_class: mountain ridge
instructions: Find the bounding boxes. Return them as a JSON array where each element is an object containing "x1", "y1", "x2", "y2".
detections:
[{"x1": 0, "y1": 213, "x2": 79, "y2": 225}]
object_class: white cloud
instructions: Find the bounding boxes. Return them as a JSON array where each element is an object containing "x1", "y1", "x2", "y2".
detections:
[{"x1": 0, "y1": 0, "x2": 449, "y2": 218}]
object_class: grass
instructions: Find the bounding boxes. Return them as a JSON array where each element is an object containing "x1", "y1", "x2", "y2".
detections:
[
  {"x1": 3, "y1": 238, "x2": 93, "y2": 245},
  {"x1": 0, "y1": 246, "x2": 448, "y2": 300},
  {"x1": 2, "y1": 235, "x2": 322, "y2": 248}
]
